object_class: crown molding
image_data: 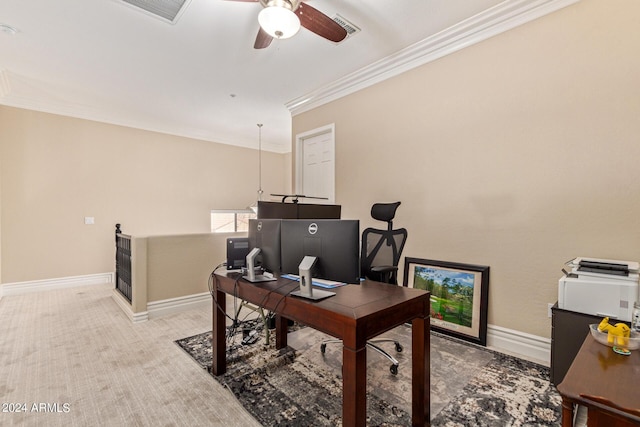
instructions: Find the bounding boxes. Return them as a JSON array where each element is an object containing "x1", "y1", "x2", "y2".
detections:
[
  {"x1": 0, "y1": 95, "x2": 290, "y2": 154},
  {"x1": 0, "y1": 69, "x2": 10, "y2": 98},
  {"x1": 286, "y1": 0, "x2": 580, "y2": 116}
]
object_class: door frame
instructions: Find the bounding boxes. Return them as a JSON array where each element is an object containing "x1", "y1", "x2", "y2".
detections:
[{"x1": 295, "y1": 123, "x2": 336, "y2": 203}]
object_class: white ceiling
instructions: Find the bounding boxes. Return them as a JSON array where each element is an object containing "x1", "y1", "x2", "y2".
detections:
[{"x1": 0, "y1": 0, "x2": 576, "y2": 153}]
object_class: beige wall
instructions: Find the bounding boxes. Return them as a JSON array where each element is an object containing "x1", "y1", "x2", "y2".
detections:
[
  {"x1": 0, "y1": 107, "x2": 290, "y2": 283},
  {"x1": 0, "y1": 121, "x2": 2, "y2": 282},
  {"x1": 145, "y1": 232, "x2": 238, "y2": 303},
  {"x1": 118, "y1": 232, "x2": 241, "y2": 313},
  {"x1": 292, "y1": 0, "x2": 640, "y2": 338}
]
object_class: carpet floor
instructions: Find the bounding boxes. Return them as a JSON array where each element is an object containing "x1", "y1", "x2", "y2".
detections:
[
  {"x1": 176, "y1": 320, "x2": 562, "y2": 426},
  {"x1": 0, "y1": 284, "x2": 262, "y2": 427}
]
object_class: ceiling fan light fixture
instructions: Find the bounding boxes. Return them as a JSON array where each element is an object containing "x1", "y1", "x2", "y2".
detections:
[{"x1": 258, "y1": 0, "x2": 300, "y2": 39}]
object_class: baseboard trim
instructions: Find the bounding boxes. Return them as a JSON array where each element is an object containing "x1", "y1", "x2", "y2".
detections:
[
  {"x1": 147, "y1": 292, "x2": 211, "y2": 320},
  {"x1": 110, "y1": 288, "x2": 148, "y2": 323},
  {"x1": 1, "y1": 272, "x2": 114, "y2": 297},
  {"x1": 486, "y1": 324, "x2": 551, "y2": 366},
  {"x1": 1, "y1": 275, "x2": 550, "y2": 363},
  {"x1": 136, "y1": 293, "x2": 552, "y2": 366}
]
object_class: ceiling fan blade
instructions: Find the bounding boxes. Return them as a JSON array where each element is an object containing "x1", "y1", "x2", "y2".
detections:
[
  {"x1": 254, "y1": 27, "x2": 273, "y2": 49},
  {"x1": 296, "y1": 2, "x2": 347, "y2": 43}
]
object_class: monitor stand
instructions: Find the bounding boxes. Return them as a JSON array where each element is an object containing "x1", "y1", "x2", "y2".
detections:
[
  {"x1": 290, "y1": 256, "x2": 335, "y2": 301},
  {"x1": 290, "y1": 288, "x2": 336, "y2": 300},
  {"x1": 242, "y1": 247, "x2": 276, "y2": 283},
  {"x1": 243, "y1": 273, "x2": 277, "y2": 283}
]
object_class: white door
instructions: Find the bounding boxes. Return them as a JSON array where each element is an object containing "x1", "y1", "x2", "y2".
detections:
[{"x1": 295, "y1": 124, "x2": 335, "y2": 203}]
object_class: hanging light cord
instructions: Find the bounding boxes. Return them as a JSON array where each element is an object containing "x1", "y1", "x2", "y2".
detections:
[{"x1": 257, "y1": 123, "x2": 264, "y2": 201}]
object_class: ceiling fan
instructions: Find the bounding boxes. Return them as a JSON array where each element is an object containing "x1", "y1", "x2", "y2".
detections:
[{"x1": 228, "y1": 0, "x2": 348, "y2": 49}]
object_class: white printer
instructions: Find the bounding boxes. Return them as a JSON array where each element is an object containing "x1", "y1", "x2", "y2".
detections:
[{"x1": 558, "y1": 257, "x2": 639, "y2": 322}]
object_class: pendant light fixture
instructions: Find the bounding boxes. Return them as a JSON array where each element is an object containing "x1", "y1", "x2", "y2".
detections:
[
  {"x1": 257, "y1": 123, "x2": 264, "y2": 202},
  {"x1": 248, "y1": 123, "x2": 264, "y2": 214}
]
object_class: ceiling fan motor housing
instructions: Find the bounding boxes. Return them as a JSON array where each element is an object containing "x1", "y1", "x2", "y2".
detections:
[{"x1": 259, "y1": 0, "x2": 301, "y2": 11}]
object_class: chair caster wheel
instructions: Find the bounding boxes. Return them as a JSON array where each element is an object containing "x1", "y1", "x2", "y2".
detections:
[
  {"x1": 390, "y1": 364, "x2": 398, "y2": 375},
  {"x1": 395, "y1": 342, "x2": 403, "y2": 352},
  {"x1": 320, "y1": 343, "x2": 327, "y2": 354}
]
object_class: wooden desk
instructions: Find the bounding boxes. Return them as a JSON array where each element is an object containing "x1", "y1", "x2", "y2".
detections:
[
  {"x1": 557, "y1": 334, "x2": 640, "y2": 426},
  {"x1": 211, "y1": 270, "x2": 431, "y2": 427}
]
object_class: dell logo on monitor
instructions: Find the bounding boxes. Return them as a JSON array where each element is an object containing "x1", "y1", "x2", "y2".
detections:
[{"x1": 308, "y1": 223, "x2": 318, "y2": 235}]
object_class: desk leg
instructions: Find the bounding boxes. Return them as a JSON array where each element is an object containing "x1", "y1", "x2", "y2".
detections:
[
  {"x1": 211, "y1": 288, "x2": 226, "y2": 375},
  {"x1": 560, "y1": 397, "x2": 574, "y2": 427},
  {"x1": 342, "y1": 336, "x2": 367, "y2": 427},
  {"x1": 275, "y1": 315, "x2": 288, "y2": 350},
  {"x1": 412, "y1": 315, "x2": 430, "y2": 426}
]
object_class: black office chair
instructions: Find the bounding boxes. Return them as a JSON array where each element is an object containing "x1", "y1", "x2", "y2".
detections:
[{"x1": 320, "y1": 201, "x2": 408, "y2": 374}]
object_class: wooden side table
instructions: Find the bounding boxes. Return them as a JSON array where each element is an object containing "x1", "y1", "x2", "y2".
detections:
[{"x1": 557, "y1": 334, "x2": 640, "y2": 426}]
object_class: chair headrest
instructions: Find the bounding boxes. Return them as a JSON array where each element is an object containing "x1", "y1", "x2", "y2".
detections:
[{"x1": 371, "y1": 202, "x2": 401, "y2": 223}]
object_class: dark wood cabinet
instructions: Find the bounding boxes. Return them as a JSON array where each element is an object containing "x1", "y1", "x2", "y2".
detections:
[{"x1": 550, "y1": 303, "x2": 603, "y2": 386}]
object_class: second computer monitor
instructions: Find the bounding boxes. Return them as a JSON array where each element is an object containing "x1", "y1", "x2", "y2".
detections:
[
  {"x1": 247, "y1": 219, "x2": 282, "y2": 273},
  {"x1": 280, "y1": 219, "x2": 360, "y2": 284}
]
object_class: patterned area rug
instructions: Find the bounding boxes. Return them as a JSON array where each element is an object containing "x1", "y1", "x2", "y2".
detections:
[
  {"x1": 175, "y1": 321, "x2": 561, "y2": 426},
  {"x1": 429, "y1": 352, "x2": 560, "y2": 426}
]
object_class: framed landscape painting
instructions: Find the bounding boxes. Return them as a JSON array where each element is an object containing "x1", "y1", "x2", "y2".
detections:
[{"x1": 403, "y1": 257, "x2": 489, "y2": 346}]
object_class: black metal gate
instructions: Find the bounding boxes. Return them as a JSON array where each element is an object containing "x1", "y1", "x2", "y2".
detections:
[{"x1": 115, "y1": 224, "x2": 132, "y2": 303}]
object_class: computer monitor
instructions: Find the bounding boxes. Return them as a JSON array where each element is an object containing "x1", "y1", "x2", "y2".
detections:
[
  {"x1": 247, "y1": 219, "x2": 282, "y2": 274},
  {"x1": 280, "y1": 219, "x2": 360, "y2": 284},
  {"x1": 296, "y1": 203, "x2": 341, "y2": 219},
  {"x1": 257, "y1": 201, "x2": 298, "y2": 219},
  {"x1": 257, "y1": 201, "x2": 341, "y2": 219}
]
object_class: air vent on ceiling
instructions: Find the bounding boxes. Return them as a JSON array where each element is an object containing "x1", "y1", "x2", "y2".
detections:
[
  {"x1": 120, "y1": 0, "x2": 191, "y2": 24},
  {"x1": 332, "y1": 14, "x2": 360, "y2": 39}
]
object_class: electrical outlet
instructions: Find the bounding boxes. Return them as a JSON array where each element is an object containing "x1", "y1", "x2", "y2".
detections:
[{"x1": 547, "y1": 303, "x2": 554, "y2": 318}]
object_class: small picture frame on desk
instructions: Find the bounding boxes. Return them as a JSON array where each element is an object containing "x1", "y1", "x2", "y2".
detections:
[{"x1": 403, "y1": 257, "x2": 489, "y2": 346}]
